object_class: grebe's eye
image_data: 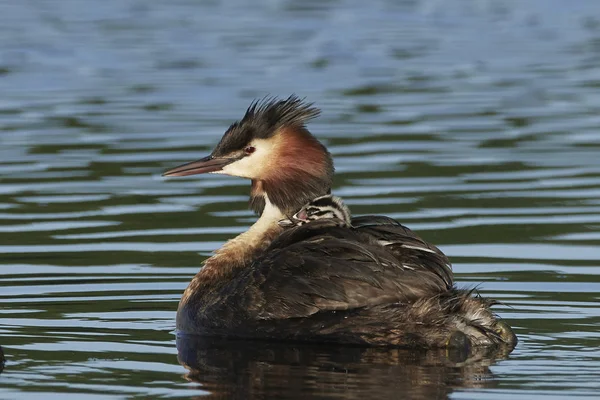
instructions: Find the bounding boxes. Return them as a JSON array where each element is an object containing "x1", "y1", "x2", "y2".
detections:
[{"x1": 244, "y1": 146, "x2": 256, "y2": 154}]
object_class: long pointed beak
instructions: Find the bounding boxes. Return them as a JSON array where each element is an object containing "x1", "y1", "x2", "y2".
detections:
[{"x1": 162, "y1": 155, "x2": 237, "y2": 177}]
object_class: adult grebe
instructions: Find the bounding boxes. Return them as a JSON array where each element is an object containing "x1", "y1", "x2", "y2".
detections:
[{"x1": 163, "y1": 96, "x2": 516, "y2": 349}]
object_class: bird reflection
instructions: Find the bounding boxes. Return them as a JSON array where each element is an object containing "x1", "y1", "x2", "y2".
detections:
[
  {"x1": 0, "y1": 345, "x2": 4, "y2": 374},
  {"x1": 177, "y1": 335, "x2": 513, "y2": 400}
]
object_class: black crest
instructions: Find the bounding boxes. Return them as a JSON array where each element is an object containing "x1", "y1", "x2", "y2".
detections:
[
  {"x1": 213, "y1": 95, "x2": 321, "y2": 157},
  {"x1": 242, "y1": 95, "x2": 321, "y2": 131}
]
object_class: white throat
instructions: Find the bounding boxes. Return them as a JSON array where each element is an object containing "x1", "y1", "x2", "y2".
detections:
[
  {"x1": 208, "y1": 194, "x2": 284, "y2": 265},
  {"x1": 249, "y1": 195, "x2": 285, "y2": 234}
]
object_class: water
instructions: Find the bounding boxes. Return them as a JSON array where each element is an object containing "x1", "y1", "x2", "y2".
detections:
[{"x1": 1, "y1": 0, "x2": 600, "y2": 398}]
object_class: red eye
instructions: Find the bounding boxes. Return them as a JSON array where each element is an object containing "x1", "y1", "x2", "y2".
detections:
[{"x1": 244, "y1": 146, "x2": 255, "y2": 154}]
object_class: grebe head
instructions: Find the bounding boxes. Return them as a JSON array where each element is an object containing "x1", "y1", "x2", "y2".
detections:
[
  {"x1": 163, "y1": 96, "x2": 334, "y2": 215},
  {"x1": 278, "y1": 195, "x2": 351, "y2": 228}
]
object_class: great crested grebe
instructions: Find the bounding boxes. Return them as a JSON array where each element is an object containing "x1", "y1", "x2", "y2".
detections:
[
  {"x1": 278, "y1": 195, "x2": 351, "y2": 228},
  {"x1": 163, "y1": 96, "x2": 516, "y2": 349}
]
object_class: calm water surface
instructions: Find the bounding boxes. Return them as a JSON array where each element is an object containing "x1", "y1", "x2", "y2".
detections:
[{"x1": 1, "y1": 0, "x2": 600, "y2": 399}]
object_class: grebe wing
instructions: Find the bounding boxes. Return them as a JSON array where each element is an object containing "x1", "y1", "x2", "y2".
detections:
[
  {"x1": 243, "y1": 219, "x2": 453, "y2": 320},
  {"x1": 351, "y1": 215, "x2": 453, "y2": 288}
]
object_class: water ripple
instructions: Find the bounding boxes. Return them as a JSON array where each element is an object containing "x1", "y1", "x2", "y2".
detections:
[{"x1": 1, "y1": 0, "x2": 600, "y2": 398}]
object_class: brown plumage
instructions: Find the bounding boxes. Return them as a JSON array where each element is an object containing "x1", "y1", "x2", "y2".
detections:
[{"x1": 163, "y1": 96, "x2": 517, "y2": 349}]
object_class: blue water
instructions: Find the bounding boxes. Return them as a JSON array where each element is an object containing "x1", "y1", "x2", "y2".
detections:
[{"x1": 1, "y1": 0, "x2": 600, "y2": 398}]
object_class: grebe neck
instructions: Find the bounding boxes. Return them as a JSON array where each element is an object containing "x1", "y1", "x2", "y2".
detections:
[{"x1": 188, "y1": 196, "x2": 284, "y2": 289}]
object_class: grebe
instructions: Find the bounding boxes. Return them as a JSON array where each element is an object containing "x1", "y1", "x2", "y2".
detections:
[
  {"x1": 278, "y1": 195, "x2": 351, "y2": 228},
  {"x1": 163, "y1": 96, "x2": 516, "y2": 349}
]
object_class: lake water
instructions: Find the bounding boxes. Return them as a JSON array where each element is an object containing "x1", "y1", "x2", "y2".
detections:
[{"x1": 1, "y1": 0, "x2": 600, "y2": 399}]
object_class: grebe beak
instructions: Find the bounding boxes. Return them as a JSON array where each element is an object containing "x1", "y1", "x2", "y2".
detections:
[{"x1": 162, "y1": 155, "x2": 239, "y2": 177}]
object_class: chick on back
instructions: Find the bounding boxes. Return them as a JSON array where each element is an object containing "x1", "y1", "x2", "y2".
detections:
[{"x1": 279, "y1": 195, "x2": 351, "y2": 228}]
